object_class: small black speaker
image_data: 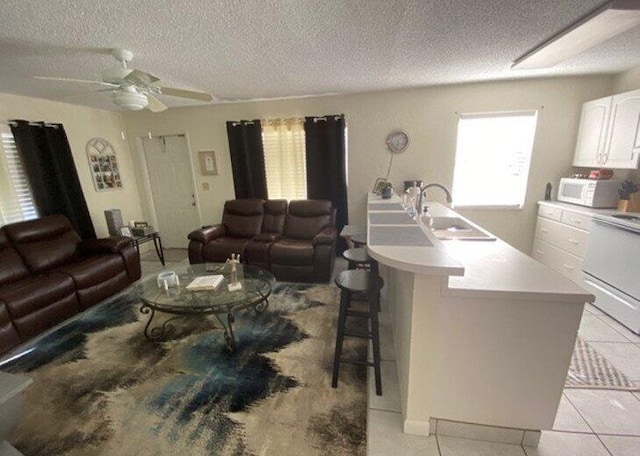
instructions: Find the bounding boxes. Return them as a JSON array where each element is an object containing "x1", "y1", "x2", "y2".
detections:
[{"x1": 104, "y1": 209, "x2": 123, "y2": 236}]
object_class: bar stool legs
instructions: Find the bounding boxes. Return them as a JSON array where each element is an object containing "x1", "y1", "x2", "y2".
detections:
[{"x1": 332, "y1": 270, "x2": 384, "y2": 396}]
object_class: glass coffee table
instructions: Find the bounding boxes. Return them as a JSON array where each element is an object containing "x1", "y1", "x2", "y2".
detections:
[{"x1": 135, "y1": 263, "x2": 276, "y2": 352}]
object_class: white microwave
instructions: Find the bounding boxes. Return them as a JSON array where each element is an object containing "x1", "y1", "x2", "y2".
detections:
[{"x1": 557, "y1": 178, "x2": 620, "y2": 208}]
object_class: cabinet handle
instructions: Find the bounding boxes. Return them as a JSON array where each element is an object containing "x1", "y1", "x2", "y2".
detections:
[
  {"x1": 540, "y1": 228, "x2": 548, "y2": 233},
  {"x1": 571, "y1": 219, "x2": 582, "y2": 225},
  {"x1": 535, "y1": 250, "x2": 544, "y2": 255},
  {"x1": 563, "y1": 264, "x2": 575, "y2": 270},
  {"x1": 568, "y1": 238, "x2": 579, "y2": 245},
  {"x1": 596, "y1": 153, "x2": 603, "y2": 164},
  {"x1": 603, "y1": 152, "x2": 609, "y2": 164}
]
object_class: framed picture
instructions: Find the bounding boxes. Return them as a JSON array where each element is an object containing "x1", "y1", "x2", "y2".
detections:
[
  {"x1": 372, "y1": 178, "x2": 388, "y2": 195},
  {"x1": 198, "y1": 150, "x2": 218, "y2": 176},
  {"x1": 86, "y1": 137, "x2": 123, "y2": 191},
  {"x1": 120, "y1": 226, "x2": 133, "y2": 237}
]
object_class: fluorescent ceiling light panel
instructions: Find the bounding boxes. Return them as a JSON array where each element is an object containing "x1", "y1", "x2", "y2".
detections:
[{"x1": 512, "y1": 0, "x2": 640, "y2": 70}]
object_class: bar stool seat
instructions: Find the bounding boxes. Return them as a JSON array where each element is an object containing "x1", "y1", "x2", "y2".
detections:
[
  {"x1": 350, "y1": 233, "x2": 367, "y2": 248},
  {"x1": 343, "y1": 247, "x2": 379, "y2": 275},
  {"x1": 332, "y1": 269, "x2": 384, "y2": 395}
]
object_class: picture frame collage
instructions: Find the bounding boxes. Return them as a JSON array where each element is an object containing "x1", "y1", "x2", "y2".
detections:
[{"x1": 86, "y1": 137, "x2": 123, "y2": 191}]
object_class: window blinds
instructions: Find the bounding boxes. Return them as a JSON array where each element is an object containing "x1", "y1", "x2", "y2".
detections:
[
  {"x1": 0, "y1": 130, "x2": 38, "y2": 226},
  {"x1": 261, "y1": 118, "x2": 307, "y2": 201}
]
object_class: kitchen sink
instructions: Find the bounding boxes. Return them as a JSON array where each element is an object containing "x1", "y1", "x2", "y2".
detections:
[{"x1": 422, "y1": 216, "x2": 496, "y2": 241}]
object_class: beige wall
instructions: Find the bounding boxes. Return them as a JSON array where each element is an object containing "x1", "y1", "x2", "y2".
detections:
[
  {"x1": 0, "y1": 92, "x2": 144, "y2": 237},
  {"x1": 123, "y1": 75, "x2": 613, "y2": 252},
  {"x1": 613, "y1": 66, "x2": 640, "y2": 93}
]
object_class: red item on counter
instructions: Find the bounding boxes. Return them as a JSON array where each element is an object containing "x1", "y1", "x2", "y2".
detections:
[{"x1": 588, "y1": 168, "x2": 614, "y2": 180}]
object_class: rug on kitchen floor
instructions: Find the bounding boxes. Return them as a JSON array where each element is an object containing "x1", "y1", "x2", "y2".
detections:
[
  {"x1": 566, "y1": 337, "x2": 638, "y2": 390},
  {"x1": 0, "y1": 283, "x2": 367, "y2": 456}
]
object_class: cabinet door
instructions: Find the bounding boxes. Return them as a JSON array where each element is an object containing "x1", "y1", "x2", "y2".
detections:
[
  {"x1": 573, "y1": 97, "x2": 612, "y2": 167},
  {"x1": 603, "y1": 89, "x2": 640, "y2": 169}
]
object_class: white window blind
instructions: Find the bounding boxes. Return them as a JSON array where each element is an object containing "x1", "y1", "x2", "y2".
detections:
[
  {"x1": 452, "y1": 111, "x2": 538, "y2": 209},
  {"x1": 0, "y1": 130, "x2": 38, "y2": 226},
  {"x1": 262, "y1": 118, "x2": 307, "y2": 201}
]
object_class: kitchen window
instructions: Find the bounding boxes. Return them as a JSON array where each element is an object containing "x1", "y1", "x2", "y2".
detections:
[
  {"x1": 0, "y1": 129, "x2": 38, "y2": 226},
  {"x1": 452, "y1": 110, "x2": 538, "y2": 209}
]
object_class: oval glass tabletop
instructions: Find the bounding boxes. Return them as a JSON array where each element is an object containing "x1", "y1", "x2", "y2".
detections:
[{"x1": 136, "y1": 263, "x2": 276, "y2": 313}]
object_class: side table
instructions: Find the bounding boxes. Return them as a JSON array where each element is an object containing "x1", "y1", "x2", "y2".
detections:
[{"x1": 131, "y1": 232, "x2": 165, "y2": 265}]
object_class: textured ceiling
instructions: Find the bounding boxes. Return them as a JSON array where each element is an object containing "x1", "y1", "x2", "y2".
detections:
[{"x1": 0, "y1": 0, "x2": 638, "y2": 111}]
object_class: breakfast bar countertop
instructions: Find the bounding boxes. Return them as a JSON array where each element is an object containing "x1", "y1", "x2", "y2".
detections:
[{"x1": 366, "y1": 193, "x2": 593, "y2": 303}]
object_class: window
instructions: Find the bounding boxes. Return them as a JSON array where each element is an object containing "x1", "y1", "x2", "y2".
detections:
[
  {"x1": 452, "y1": 111, "x2": 538, "y2": 208},
  {"x1": 0, "y1": 130, "x2": 38, "y2": 226},
  {"x1": 262, "y1": 117, "x2": 307, "y2": 200}
]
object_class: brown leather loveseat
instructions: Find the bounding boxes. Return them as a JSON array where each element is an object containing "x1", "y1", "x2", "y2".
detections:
[
  {"x1": 188, "y1": 199, "x2": 336, "y2": 282},
  {"x1": 0, "y1": 215, "x2": 141, "y2": 357}
]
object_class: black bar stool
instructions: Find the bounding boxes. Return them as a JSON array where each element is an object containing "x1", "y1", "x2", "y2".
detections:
[
  {"x1": 343, "y1": 247, "x2": 379, "y2": 275},
  {"x1": 332, "y1": 269, "x2": 384, "y2": 395},
  {"x1": 350, "y1": 233, "x2": 367, "y2": 248}
]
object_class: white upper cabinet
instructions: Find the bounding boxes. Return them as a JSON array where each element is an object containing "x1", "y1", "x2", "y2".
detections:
[
  {"x1": 573, "y1": 97, "x2": 611, "y2": 167},
  {"x1": 603, "y1": 89, "x2": 640, "y2": 169},
  {"x1": 573, "y1": 89, "x2": 640, "y2": 169}
]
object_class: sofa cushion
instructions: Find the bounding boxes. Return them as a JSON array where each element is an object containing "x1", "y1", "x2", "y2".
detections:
[
  {"x1": 0, "y1": 229, "x2": 30, "y2": 287},
  {"x1": 0, "y1": 273, "x2": 77, "y2": 320},
  {"x1": 270, "y1": 239, "x2": 315, "y2": 266},
  {"x1": 202, "y1": 237, "x2": 250, "y2": 263},
  {"x1": 284, "y1": 200, "x2": 333, "y2": 240},
  {"x1": 54, "y1": 254, "x2": 126, "y2": 289},
  {"x1": 262, "y1": 200, "x2": 287, "y2": 234},
  {"x1": 4, "y1": 215, "x2": 81, "y2": 273},
  {"x1": 222, "y1": 199, "x2": 265, "y2": 238},
  {"x1": 0, "y1": 302, "x2": 20, "y2": 354}
]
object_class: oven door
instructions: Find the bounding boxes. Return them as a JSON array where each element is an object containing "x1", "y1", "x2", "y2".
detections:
[{"x1": 582, "y1": 219, "x2": 640, "y2": 300}]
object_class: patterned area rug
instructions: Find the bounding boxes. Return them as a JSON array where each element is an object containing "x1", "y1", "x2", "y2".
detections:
[
  {"x1": 566, "y1": 337, "x2": 638, "y2": 390},
  {"x1": 1, "y1": 283, "x2": 367, "y2": 455}
]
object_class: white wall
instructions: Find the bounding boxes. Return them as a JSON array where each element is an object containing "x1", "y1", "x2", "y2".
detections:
[
  {"x1": 123, "y1": 75, "x2": 613, "y2": 252},
  {"x1": 0, "y1": 92, "x2": 145, "y2": 237},
  {"x1": 613, "y1": 66, "x2": 640, "y2": 93}
]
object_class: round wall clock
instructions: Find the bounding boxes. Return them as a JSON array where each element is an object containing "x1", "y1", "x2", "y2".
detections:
[{"x1": 385, "y1": 129, "x2": 410, "y2": 154}]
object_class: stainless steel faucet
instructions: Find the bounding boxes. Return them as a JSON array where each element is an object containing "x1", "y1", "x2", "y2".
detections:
[{"x1": 419, "y1": 183, "x2": 453, "y2": 214}]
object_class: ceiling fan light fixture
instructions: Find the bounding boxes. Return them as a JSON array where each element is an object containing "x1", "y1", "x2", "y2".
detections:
[
  {"x1": 512, "y1": 0, "x2": 640, "y2": 70},
  {"x1": 113, "y1": 89, "x2": 148, "y2": 111}
]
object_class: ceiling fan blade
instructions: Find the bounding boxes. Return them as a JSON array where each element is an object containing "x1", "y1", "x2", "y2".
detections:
[
  {"x1": 124, "y1": 69, "x2": 160, "y2": 86},
  {"x1": 34, "y1": 76, "x2": 119, "y2": 87},
  {"x1": 158, "y1": 86, "x2": 213, "y2": 102},
  {"x1": 145, "y1": 93, "x2": 168, "y2": 113}
]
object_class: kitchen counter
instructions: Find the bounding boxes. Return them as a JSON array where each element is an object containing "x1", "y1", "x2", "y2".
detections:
[
  {"x1": 367, "y1": 194, "x2": 591, "y2": 303},
  {"x1": 366, "y1": 193, "x2": 593, "y2": 442}
]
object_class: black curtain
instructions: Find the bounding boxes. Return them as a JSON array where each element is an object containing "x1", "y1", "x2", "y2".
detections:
[
  {"x1": 10, "y1": 120, "x2": 96, "y2": 239},
  {"x1": 226, "y1": 120, "x2": 268, "y2": 199},
  {"x1": 304, "y1": 114, "x2": 348, "y2": 254}
]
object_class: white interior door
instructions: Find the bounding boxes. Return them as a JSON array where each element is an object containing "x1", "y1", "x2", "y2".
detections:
[{"x1": 142, "y1": 135, "x2": 200, "y2": 248}]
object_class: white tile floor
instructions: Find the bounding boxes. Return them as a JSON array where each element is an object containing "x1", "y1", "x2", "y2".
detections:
[
  {"x1": 367, "y1": 292, "x2": 640, "y2": 456},
  {"x1": 141, "y1": 255, "x2": 640, "y2": 456}
]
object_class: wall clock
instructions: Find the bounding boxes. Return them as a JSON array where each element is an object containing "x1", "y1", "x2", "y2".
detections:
[{"x1": 385, "y1": 129, "x2": 410, "y2": 154}]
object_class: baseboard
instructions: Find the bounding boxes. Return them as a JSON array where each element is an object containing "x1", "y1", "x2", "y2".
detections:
[{"x1": 402, "y1": 419, "x2": 430, "y2": 436}]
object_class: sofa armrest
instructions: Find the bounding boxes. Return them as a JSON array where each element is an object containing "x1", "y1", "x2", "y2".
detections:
[
  {"x1": 312, "y1": 227, "x2": 337, "y2": 246},
  {"x1": 188, "y1": 225, "x2": 226, "y2": 244},
  {"x1": 252, "y1": 233, "x2": 282, "y2": 243},
  {"x1": 79, "y1": 236, "x2": 131, "y2": 254}
]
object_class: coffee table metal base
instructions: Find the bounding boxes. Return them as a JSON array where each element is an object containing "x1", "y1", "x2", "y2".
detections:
[{"x1": 140, "y1": 297, "x2": 269, "y2": 352}]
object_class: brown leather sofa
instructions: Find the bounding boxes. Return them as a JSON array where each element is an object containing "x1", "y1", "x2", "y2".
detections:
[
  {"x1": 188, "y1": 199, "x2": 336, "y2": 282},
  {"x1": 0, "y1": 215, "x2": 141, "y2": 356}
]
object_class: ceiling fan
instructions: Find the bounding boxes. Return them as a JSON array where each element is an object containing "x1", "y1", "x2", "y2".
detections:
[{"x1": 34, "y1": 48, "x2": 214, "y2": 112}]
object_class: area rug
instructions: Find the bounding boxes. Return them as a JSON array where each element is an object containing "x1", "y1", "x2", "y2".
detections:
[
  {"x1": 1, "y1": 283, "x2": 367, "y2": 455},
  {"x1": 566, "y1": 337, "x2": 638, "y2": 391}
]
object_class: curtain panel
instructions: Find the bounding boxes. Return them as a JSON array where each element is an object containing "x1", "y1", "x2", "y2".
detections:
[
  {"x1": 226, "y1": 120, "x2": 268, "y2": 199},
  {"x1": 10, "y1": 120, "x2": 96, "y2": 239},
  {"x1": 304, "y1": 114, "x2": 348, "y2": 253},
  {"x1": 262, "y1": 118, "x2": 307, "y2": 200}
]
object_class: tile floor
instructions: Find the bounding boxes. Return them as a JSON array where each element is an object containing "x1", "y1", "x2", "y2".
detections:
[{"x1": 141, "y1": 255, "x2": 640, "y2": 456}]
